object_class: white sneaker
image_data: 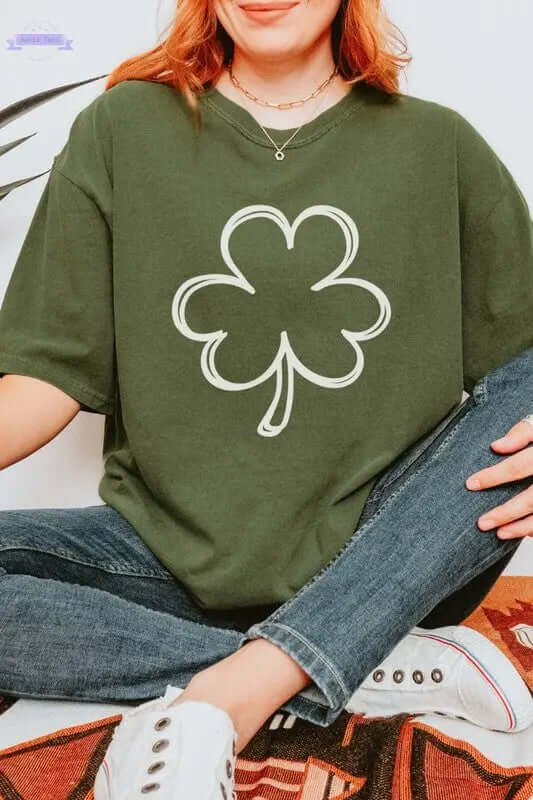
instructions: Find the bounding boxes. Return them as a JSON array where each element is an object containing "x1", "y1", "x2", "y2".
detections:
[
  {"x1": 94, "y1": 684, "x2": 238, "y2": 799},
  {"x1": 345, "y1": 625, "x2": 533, "y2": 732}
]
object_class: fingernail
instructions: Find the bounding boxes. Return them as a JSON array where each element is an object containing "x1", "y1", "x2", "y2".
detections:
[
  {"x1": 497, "y1": 530, "x2": 512, "y2": 539},
  {"x1": 478, "y1": 518, "x2": 495, "y2": 530},
  {"x1": 466, "y1": 477, "x2": 480, "y2": 489},
  {"x1": 491, "y1": 437, "x2": 505, "y2": 445}
]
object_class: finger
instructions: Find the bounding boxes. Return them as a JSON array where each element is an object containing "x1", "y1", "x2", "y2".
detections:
[
  {"x1": 477, "y1": 485, "x2": 533, "y2": 530},
  {"x1": 466, "y1": 446, "x2": 533, "y2": 490},
  {"x1": 491, "y1": 418, "x2": 533, "y2": 452},
  {"x1": 496, "y1": 514, "x2": 533, "y2": 539}
]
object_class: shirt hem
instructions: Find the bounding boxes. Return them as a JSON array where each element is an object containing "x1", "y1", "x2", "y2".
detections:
[{"x1": 0, "y1": 352, "x2": 114, "y2": 415}]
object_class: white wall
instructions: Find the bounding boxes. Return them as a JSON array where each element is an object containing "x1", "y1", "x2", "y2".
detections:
[{"x1": 1, "y1": 1, "x2": 532, "y2": 570}]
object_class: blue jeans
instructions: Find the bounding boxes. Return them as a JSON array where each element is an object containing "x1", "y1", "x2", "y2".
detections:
[{"x1": 0, "y1": 346, "x2": 531, "y2": 727}]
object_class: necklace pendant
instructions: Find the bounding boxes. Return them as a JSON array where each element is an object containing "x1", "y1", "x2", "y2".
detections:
[{"x1": 275, "y1": 150, "x2": 285, "y2": 161}]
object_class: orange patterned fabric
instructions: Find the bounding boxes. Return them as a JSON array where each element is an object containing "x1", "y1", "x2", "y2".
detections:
[
  {"x1": 0, "y1": 575, "x2": 531, "y2": 799},
  {"x1": 462, "y1": 576, "x2": 533, "y2": 691}
]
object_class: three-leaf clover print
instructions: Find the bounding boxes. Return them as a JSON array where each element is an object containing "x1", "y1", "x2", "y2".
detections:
[{"x1": 171, "y1": 204, "x2": 391, "y2": 437}]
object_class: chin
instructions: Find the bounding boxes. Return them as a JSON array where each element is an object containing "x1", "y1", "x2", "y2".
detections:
[{"x1": 239, "y1": 35, "x2": 304, "y2": 60}]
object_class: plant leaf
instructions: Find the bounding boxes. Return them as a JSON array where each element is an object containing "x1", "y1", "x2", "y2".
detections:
[
  {"x1": 0, "y1": 74, "x2": 109, "y2": 130},
  {"x1": 0, "y1": 170, "x2": 50, "y2": 202},
  {"x1": 0, "y1": 132, "x2": 37, "y2": 158},
  {"x1": 1, "y1": 74, "x2": 110, "y2": 200}
]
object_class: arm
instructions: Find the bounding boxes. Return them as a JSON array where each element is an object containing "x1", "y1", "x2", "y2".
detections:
[
  {"x1": 0, "y1": 373, "x2": 81, "y2": 469},
  {"x1": 0, "y1": 94, "x2": 116, "y2": 431}
]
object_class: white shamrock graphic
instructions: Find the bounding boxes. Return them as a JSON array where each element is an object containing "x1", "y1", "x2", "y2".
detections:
[{"x1": 171, "y1": 204, "x2": 391, "y2": 437}]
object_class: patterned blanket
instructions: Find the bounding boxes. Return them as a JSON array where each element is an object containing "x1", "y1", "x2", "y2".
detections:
[{"x1": 0, "y1": 575, "x2": 532, "y2": 799}]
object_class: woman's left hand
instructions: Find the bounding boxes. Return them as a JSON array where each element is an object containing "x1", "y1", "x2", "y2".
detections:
[{"x1": 466, "y1": 418, "x2": 533, "y2": 539}]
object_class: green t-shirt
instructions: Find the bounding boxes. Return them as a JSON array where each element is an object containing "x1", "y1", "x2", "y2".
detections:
[{"x1": 1, "y1": 79, "x2": 532, "y2": 610}]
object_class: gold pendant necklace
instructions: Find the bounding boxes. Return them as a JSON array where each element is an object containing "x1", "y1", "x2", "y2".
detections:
[{"x1": 227, "y1": 60, "x2": 339, "y2": 161}]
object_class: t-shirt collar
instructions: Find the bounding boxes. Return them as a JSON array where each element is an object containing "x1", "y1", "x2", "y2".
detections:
[{"x1": 198, "y1": 77, "x2": 369, "y2": 149}]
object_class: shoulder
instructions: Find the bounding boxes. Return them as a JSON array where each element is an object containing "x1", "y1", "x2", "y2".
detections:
[
  {"x1": 366, "y1": 86, "x2": 503, "y2": 173},
  {"x1": 53, "y1": 80, "x2": 187, "y2": 181},
  {"x1": 62, "y1": 79, "x2": 186, "y2": 143},
  {"x1": 366, "y1": 85, "x2": 461, "y2": 134},
  {"x1": 101, "y1": 78, "x2": 189, "y2": 124},
  {"x1": 51, "y1": 83, "x2": 130, "y2": 191},
  {"x1": 390, "y1": 89, "x2": 501, "y2": 159},
  {"x1": 103, "y1": 77, "x2": 173, "y2": 103}
]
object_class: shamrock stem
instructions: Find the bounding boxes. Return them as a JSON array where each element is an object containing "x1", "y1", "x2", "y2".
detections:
[{"x1": 257, "y1": 340, "x2": 294, "y2": 437}]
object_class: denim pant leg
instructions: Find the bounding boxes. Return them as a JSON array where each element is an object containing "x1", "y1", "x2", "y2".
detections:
[
  {"x1": 238, "y1": 345, "x2": 533, "y2": 727},
  {"x1": 0, "y1": 503, "x2": 274, "y2": 703}
]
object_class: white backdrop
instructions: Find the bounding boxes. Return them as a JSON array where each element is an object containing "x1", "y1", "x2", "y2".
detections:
[{"x1": 1, "y1": 0, "x2": 532, "y2": 571}]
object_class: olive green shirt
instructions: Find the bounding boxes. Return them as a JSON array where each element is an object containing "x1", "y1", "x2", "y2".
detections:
[{"x1": 1, "y1": 79, "x2": 532, "y2": 609}]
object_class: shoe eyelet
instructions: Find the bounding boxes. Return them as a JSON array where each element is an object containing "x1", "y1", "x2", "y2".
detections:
[
  {"x1": 226, "y1": 758, "x2": 232, "y2": 779},
  {"x1": 154, "y1": 716, "x2": 171, "y2": 731},
  {"x1": 393, "y1": 669, "x2": 404, "y2": 683},
  {"x1": 431, "y1": 668, "x2": 443, "y2": 683},
  {"x1": 372, "y1": 669, "x2": 385, "y2": 683},
  {"x1": 141, "y1": 781, "x2": 160, "y2": 793},
  {"x1": 152, "y1": 738, "x2": 169, "y2": 753},
  {"x1": 147, "y1": 760, "x2": 165, "y2": 774},
  {"x1": 412, "y1": 670, "x2": 424, "y2": 684},
  {"x1": 220, "y1": 781, "x2": 227, "y2": 799}
]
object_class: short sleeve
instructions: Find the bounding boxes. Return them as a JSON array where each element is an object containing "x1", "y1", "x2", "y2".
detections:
[
  {"x1": 0, "y1": 93, "x2": 116, "y2": 415},
  {"x1": 455, "y1": 111, "x2": 533, "y2": 393}
]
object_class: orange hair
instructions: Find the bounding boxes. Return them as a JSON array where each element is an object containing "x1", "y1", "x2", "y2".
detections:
[{"x1": 105, "y1": 0, "x2": 411, "y2": 125}]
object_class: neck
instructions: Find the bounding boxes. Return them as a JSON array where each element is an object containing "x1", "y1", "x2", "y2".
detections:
[{"x1": 211, "y1": 35, "x2": 351, "y2": 129}]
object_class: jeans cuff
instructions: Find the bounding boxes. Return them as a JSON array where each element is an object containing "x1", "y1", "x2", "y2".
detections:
[{"x1": 237, "y1": 621, "x2": 350, "y2": 727}]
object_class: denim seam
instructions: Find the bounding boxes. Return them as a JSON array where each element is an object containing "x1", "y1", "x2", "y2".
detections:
[
  {"x1": 376, "y1": 377, "x2": 488, "y2": 498},
  {"x1": 471, "y1": 374, "x2": 489, "y2": 405},
  {"x1": 255, "y1": 621, "x2": 350, "y2": 699},
  {"x1": 0, "y1": 546, "x2": 174, "y2": 580},
  {"x1": 261, "y1": 397, "x2": 481, "y2": 623},
  {"x1": 479, "y1": 373, "x2": 489, "y2": 404},
  {"x1": 283, "y1": 693, "x2": 333, "y2": 712},
  {"x1": 238, "y1": 626, "x2": 333, "y2": 709},
  {"x1": 376, "y1": 399, "x2": 470, "y2": 496}
]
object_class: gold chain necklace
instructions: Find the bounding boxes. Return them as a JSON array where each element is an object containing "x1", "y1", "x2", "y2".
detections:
[{"x1": 227, "y1": 59, "x2": 339, "y2": 161}]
